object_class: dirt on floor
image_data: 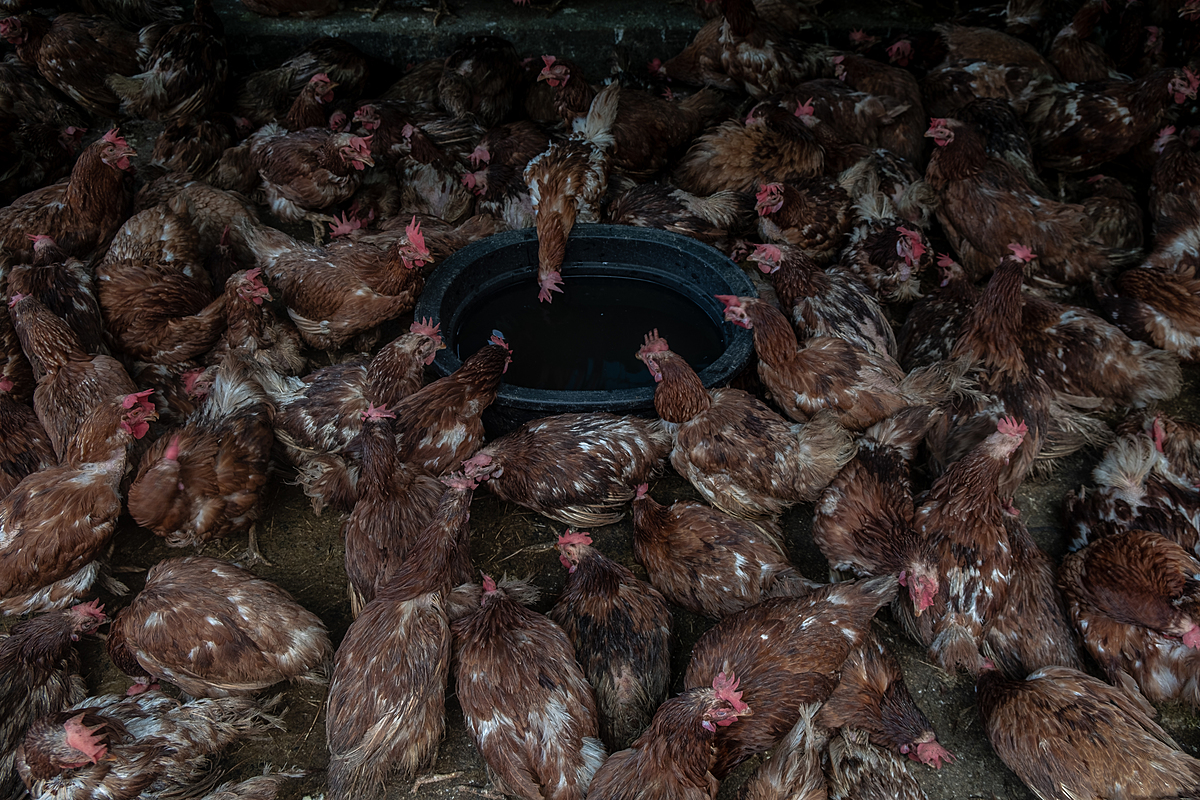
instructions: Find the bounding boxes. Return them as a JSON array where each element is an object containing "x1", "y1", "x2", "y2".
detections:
[{"x1": 59, "y1": 292, "x2": 1199, "y2": 800}]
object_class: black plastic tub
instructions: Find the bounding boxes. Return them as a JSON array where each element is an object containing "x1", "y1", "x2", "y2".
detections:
[{"x1": 414, "y1": 224, "x2": 756, "y2": 435}]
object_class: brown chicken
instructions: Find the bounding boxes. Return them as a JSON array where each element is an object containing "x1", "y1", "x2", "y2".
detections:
[
  {"x1": 683, "y1": 575, "x2": 898, "y2": 777},
  {"x1": 0, "y1": 130, "x2": 135, "y2": 271},
  {"x1": 0, "y1": 391, "x2": 154, "y2": 616},
  {"x1": 897, "y1": 252, "x2": 978, "y2": 371},
  {"x1": 262, "y1": 319, "x2": 443, "y2": 513},
  {"x1": 583, "y1": 672, "x2": 752, "y2": 800},
  {"x1": 97, "y1": 205, "x2": 228, "y2": 364},
  {"x1": 548, "y1": 530, "x2": 672, "y2": 752},
  {"x1": 389, "y1": 334, "x2": 511, "y2": 476},
  {"x1": 106, "y1": 555, "x2": 332, "y2": 697},
  {"x1": 10, "y1": 294, "x2": 140, "y2": 461},
  {"x1": 0, "y1": 13, "x2": 145, "y2": 119},
  {"x1": 539, "y1": 56, "x2": 726, "y2": 180},
  {"x1": 824, "y1": 727, "x2": 926, "y2": 800},
  {"x1": 453, "y1": 573, "x2": 606, "y2": 800},
  {"x1": 708, "y1": 0, "x2": 828, "y2": 98},
  {"x1": 812, "y1": 405, "x2": 942, "y2": 614},
  {"x1": 150, "y1": 114, "x2": 249, "y2": 181},
  {"x1": 719, "y1": 295, "x2": 955, "y2": 431},
  {"x1": 977, "y1": 664, "x2": 1200, "y2": 800},
  {"x1": 0, "y1": 381, "x2": 54, "y2": 500},
  {"x1": 753, "y1": 179, "x2": 853, "y2": 264},
  {"x1": 815, "y1": 633, "x2": 953, "y2": 769},
  {"x1": 840, "y1": 200, "x2": 930, "y2": 303},
  {"x1": 1061, "y1": 528, "x2": 1200, "y2": 706},
  {"x1": 247, "y1": 125, "x2": 374, "y2": 240},
  {"x1": 438, "y1": 35, "x2": 522, "y2": 127},
  {"x1": 955, "y1": 243, "x2": 1181, "y2": 409},
  {"x1": 1149, "y1": 125, "x2": 1200, "y2": 239},
  {"x1": 737, "y1": 703, "x2": 824, "y2": 800},
  {"x1": 904, "y1": 418, "x2": 1025, "y2": 676},
  {"x1": 1132, "y1": 410, "x2": 1200, "y2": 487},
  {"x1": 1047, "y1": 0, "x2": 1117, "y2": 83},
  {"x1": 8, "y1": 234, "x2": 107, "y2": 358},
  {"x1": 984, "y1": 512, "x2": 1084, "y2": 676},
  {"x1": 0, "y1": 601, "x2": 106, "y2": 799},
  {"x1": 1080, "y1": 174, "x2": 1143, "y2": 251},
  {"x1": 748, "y1": 242, "x2": 896, "y2": 358},
  {"x1": 234, "y1": 37, "x2": 368, "y2": 126},
  {"x1": 524, "y1": 81, "x2": 617, "y2": 303},
  {"x1": 1024, "y1": 67, "x2": 1198, "y2": 172},
  {"x1": 924, "y1": 117, "x2": 1137, "y2": 284},
  {"x1": 325, "y1": 473, "x2": 475, "y2": 800},
  {"x1": 1063, "y1": 431, "x2": 1200, "y2": 555},
  {"x1": 655, "y1": 18, "x2": 739, "y2": 92},
  {"x1": 631, "y1": 483, "x2": 816, "y2": 619},
  {"x1": 1095, "y1": 226, "x2": 1200, "y2": 362},
  {"x1": 674, "y1": 103, "x2": 825, "y2": 196},
  {"x1": 211, "y1": 267, "x2": 306, "y2": 379},
  {"x1": 637, "y1": 329, "x2": 854, "y2": 519},
  {"x1": 16, "y1": 692, "x2": 291, "y2": 800},
  {"x1": 341, "y1": 426, "x2": 453, "y2": 615},
  {"x1": 105, "y1": 0, "x2": 227, "y2": 124},
  {"x1": 237, "y1": 215, "x2": 427, "y2": 350},
  {"x1": 461, "y1": 412, "x2": 672, "y2": 527},
  {"x1": 126, "y1": 356, "x2": 275, "y2": 565},
  {"x1": 606, "y1": 183, "x2": 750, "y2": 251}
]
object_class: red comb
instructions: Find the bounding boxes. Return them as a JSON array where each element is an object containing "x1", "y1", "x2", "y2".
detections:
[
  {"x1": 350, "y1": 135, "x2": 372, "y2": 156},
  {"x1": 411, "y1": 317, "x2": 441, "y2": 338},
  {"x1": 482, "y1": 573, "x2": 497, "y2": 594},
  {"x1": 489, "y1": 330, "x2": 509, "y2": 350},
  {"x1": 312, "y1": 72, "x2": 331, "y2": 83},
  {"x1": 936, "y1": 252, "x2": 956, "y2": 268},
  {"x1": 755, "y1": 182, "x2": 781, "y2": 204},
  {"x1": 103, "y1": 128, "x2": 127, "y2": 147},
  {"x1": 712, "y1": 671, "x2": 749, "y2": 713},
  {"x1": 122, "y1": 389, "x2": 155, "y2": 410},
  {"x1": 541, "y1": 54, "x2": 556, "y2": 68},
  {"x1": 1007, "y1": 242, "x2": 1036, "y2": 262},
  {"x1": 163, "y1": 434, "x2": 180, "y2": 461},
  {"x1": 362, "y1": 402, "x2": 396, "y2": 420},
  {"x1": 635, "y1": 482, "x2": 649, "y2": 499},
  {"x1": 558, "y1": 529, "x2": 593, "y2": 547},
  {"x1": 715, "y1": 294, "x2": 741, "y2": 311},
  {"x1": 793, "y1": 96, "x2": 815, "y2": 117},
  {"x1": 71, "y1": 598, "x2": 106, "y2": 620},
  {"x1": 997, "y1": 416, "x2": 1027, "y2": 437},
  {"x1": 406, "y1": 216, "x2": 427, "y2": 254},
  {"x1": 7, "y1": 293, "x2": 25, "y2": 308},
  {"x1": 639, "y1": 329, "x2": 670, "y2": 355}
]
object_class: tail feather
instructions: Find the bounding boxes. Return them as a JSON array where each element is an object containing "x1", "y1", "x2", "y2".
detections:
[
  {"x1": 678, "y1": 86, "x2": 729, "y2": 124},
  {"x1": 931, "y1": 616, "x2": 985, "y2": 675},
  {"x1": 106, "y1": 73, "x2": 144, "y2": 104},
  {"x1": 765, "y1": 566, "x2": 821, "y2": 599},
  {"x1": 790, "y1": 409, "x2": 857, "y2": 501},
  {"x1": 681, "y1": 189, "x2": 753, "y2": 230},
  {"x1": 582, "y1": 82, "x2": 619, "y2": 151}
]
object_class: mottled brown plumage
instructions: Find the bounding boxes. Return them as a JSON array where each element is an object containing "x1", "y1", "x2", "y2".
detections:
[
  {"x1": 631, "y1": 484, "x2": 816, "y2": 619},
  {"x1": 753, "y1": 179, "x2": 852, "y2": 264},
  {"x1": 977, "y1": 664, "x2": 1200, "y2": 800},
  {"x1": 389, "y1": 336, "x2": 510, "y2": 476},
  {"x1": 439, "y1": 35, "x2": 522, "y2": 127},
  {"x1": 585, "y1": 673, "x2": 751, "y2": 800},
  {"x1": 607, "y1": 183, "x2": 750, "y2": 250},
  {"x1": 684, "y1": 576, "x2": 898, "y2": 777},
  {"x1": 453, "y1": 575, "x2": 606, "y2": 800},
  {"x1": 97, "y1": 205, "x2": 228, "y2": 365},
  {"x1": 812, "y1": 405, "x2": 941, "y2": 613},
  {"x1": 549, "y1": 532, "x2": 672, "y2": 752},
  {"x1": 638, "y1": 330, "x2": 854, "y2": 519},
  {"x1": 107, "y1": 556, "x2": 332, "y2": 696},
  {"x1": 0, "y1": 392, "x2": 154, "y2": 616},
  {"x1": 1061, "y1": 528, "x2": 1200, "y2": 706},
  {"x1": 326, "y1": 474, "x2": 474, "y2": 800},
  {"x1": 9, "y1": 293, "x2": 139, "y2": 461},
  {"x1": 126, "y1": 357, "x2": 274, "y2": 563},
  {"x1": 0, "y1": 130, "x2": 135, "y2": 271},
  {"x1": 463, "y1": 412, "x2": 671, "y2": 527},
  {"x1": 749, "y1": 242, "x2": 895, "y2": 358},
  {"x1": 816, "y1": 634, "x2": 952, "y2": 769},
  {"x1": 0, "y1": 602, "x2": 105, "y2": 799},
  {"x1": 8, "y1": 235, "x2": 108, "y2": 358}
]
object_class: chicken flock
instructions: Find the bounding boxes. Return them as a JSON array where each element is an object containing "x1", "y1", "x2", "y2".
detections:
[{"x1": 3, "y1": 0, "x2": 1200, "y2": 797}]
